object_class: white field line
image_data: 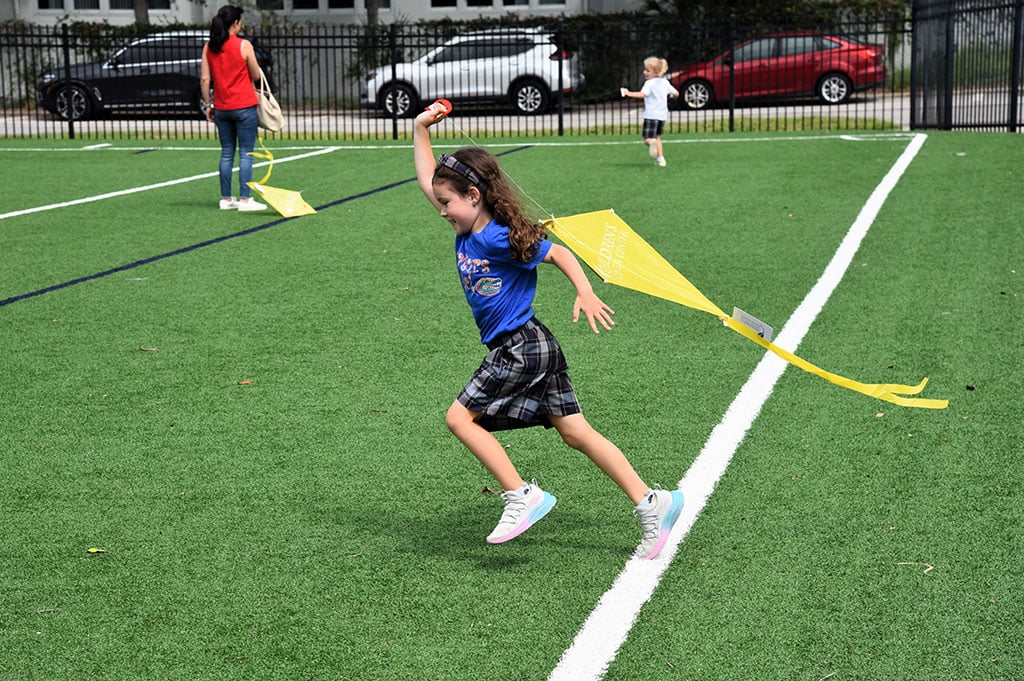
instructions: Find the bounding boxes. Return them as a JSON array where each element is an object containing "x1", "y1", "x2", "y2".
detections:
[
  {"x1": 0, "y1": 146, "x2": 341, "y2": 221},
  {"x1": 0, "y1": 132, "x2": 915, "y2": 155},
  {"x1": 0, "y1": 130, "x2": 913, "y2": 220},
  {"x1": 548, "y1": 132, "x2": 928, "y2": 681},
  {"x1": 0, "y1": 132, "x2": 913, "y2": 222}
]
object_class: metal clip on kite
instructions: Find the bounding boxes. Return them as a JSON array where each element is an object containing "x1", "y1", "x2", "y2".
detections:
[{"x1": 426, "y1": 98, "x2": 453, "y2": 122}]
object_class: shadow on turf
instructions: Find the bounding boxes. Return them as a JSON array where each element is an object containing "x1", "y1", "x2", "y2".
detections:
[{"x1": 336, "y1": 495, "x2": 631, "y2": 569}]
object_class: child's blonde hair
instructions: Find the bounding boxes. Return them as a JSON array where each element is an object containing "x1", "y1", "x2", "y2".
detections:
[{"x1": 644, "y1": 56, "x2": 669, "y2": 77}]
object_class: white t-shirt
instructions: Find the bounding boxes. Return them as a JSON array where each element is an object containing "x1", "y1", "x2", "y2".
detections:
[{"x1": 641, "y1": 77, "x2": 679, "y2": 121}]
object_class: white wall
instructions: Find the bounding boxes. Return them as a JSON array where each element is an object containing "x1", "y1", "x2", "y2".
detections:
[
  {"x1": 14, "y1": 0, "x2": 205, "y2": 25},
  {"x1": 12, "y1": 0, "x2": 641, "y2": 26}
]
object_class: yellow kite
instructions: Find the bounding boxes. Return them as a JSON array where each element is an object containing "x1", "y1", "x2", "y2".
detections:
[
  {"x1": 545, "y1": 210, "x2": 947, "y2": 410},
  {"x1": 246, "y1": 137, "x2": 317, "y2": 218}
]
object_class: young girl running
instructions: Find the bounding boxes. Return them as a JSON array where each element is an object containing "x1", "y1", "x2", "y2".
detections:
[
  {"x1": 620, "y1": 56, "x2": 679, "y2": 167},
  {"x1": 413, "y1": 102, "x2": 684, "y2": 560}
]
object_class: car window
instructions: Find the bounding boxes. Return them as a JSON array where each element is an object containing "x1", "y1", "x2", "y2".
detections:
[
  {"x1": 432, "y1": 37, "x2": 537, "y2": 63},
  {"x1": 432, "y1": 42, "x2": 481, "y2": 64},
  {"x1": 733, "y1": 38, "x2": 775, "y2": 63},
  {"x1": 489, "y1": 38, "x2": 535, "y2": 58},
  {"x1": 117, "y1": 39, "x2": 199, "y2": 65},
  {"x1": 779, "y1": 36, "x2": 821, "y2": 56},
  {"x1": 113, "y1": 44, "x2": 146, "y2": 65}
]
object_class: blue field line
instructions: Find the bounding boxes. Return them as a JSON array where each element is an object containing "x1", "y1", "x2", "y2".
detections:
[{"x1": 0, "y1": 146, "x2": 532, "y2": 309}]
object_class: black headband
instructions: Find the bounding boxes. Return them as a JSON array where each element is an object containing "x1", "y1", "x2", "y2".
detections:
[{"x1": 436, "y1": 153, "x2": 488, "y2": 190}]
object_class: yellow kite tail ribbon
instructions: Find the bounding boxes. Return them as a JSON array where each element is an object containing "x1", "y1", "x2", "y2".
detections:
[
  {"x1": 544, "y1": 209, "x2": 948, "y2": 410},
  {"x1": 248, "y1": 135, "x2": 274, "y2": 186}
]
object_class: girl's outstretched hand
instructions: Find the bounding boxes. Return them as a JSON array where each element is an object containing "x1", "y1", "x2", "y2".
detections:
[{"x1": 573, "y1": 291, "x2": 615, "y2": 334}]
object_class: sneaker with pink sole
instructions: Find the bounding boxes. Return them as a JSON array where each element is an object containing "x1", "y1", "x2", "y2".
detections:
[
  {"x1": 486, "y1": 480, "x2": 557, "y2": 544},
  {"x1": 634, "y1": 488, "x2": 684, "y2": 559}
]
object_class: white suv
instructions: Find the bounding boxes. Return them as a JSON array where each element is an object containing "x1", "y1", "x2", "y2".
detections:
[{"x1": 361, "y1": 28, "x2": 584, "y2": 117}]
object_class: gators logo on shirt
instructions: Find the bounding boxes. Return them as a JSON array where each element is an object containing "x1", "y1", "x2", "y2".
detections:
[{"x1": 474, "y1": 277, "x2": 502, "y2": 296}]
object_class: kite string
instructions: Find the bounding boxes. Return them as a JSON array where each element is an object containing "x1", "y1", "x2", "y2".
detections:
[{"x1": 446, "y1": 117, "x2": 557, "y2": 223}]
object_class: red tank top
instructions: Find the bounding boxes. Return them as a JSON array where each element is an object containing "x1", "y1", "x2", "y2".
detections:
[{"x1": 207, "y1": 34, "x2": 258, "y2": 111}]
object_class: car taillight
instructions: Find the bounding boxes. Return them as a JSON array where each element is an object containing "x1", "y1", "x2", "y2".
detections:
[{"x1": 549, "y1": 49, "x2": 573, "y2": 60}]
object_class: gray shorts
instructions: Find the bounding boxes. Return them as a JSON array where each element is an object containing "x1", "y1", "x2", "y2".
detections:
[{"x1": 458, "y1": 317, "x2": 581, "y2": 431}]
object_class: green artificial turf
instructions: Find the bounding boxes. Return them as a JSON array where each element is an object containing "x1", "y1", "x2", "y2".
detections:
[{"x1": 0, "y1": 131, "x2": 1019, "y2": 680}]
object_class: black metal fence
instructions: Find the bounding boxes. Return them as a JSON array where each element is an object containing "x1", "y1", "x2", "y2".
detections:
[
  {"x1": 913, "y1": 0, "x2": 1024, "y2": 130},
  {"x1": 0, "y1": 4, "x2": 1019, "y2": 141}
]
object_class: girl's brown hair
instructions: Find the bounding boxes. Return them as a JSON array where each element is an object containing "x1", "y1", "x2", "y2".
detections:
[{"x1": 433, "y1": 147, "x2": 546, "y2": 263}]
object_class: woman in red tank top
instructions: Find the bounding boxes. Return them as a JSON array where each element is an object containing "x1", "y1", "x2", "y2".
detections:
[{"x1": 200, "y1": 5, "x2": 266, "y2": 212}]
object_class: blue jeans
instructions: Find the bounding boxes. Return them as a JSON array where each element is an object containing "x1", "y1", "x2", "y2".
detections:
[{"x1": 214, "y1": 105, "x2": 259, "y2": 199}]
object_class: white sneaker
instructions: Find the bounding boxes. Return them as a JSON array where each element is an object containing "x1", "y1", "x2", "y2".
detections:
[
  {"x1": 237, "y1": 198, "x2": 267, "y2": 212},
  {"x1": 655, "y1": 157, "x2": 667, "y2": 167},
  {"x1": 635, "y1": 489, "x2": 684, "y2": 559},
  {"x1": 219, "y1": 198, "x2": 238, "y2": 210},
  {"x1": 486, "y1": 480, "x2": 557, "y2": 544}
]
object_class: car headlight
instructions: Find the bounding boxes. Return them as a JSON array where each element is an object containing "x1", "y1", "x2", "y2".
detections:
[{"x1": 39, "y1": 72, "x2": 57, "y2": 85}]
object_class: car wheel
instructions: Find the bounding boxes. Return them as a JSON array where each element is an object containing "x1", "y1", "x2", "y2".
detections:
[
  {"x1": 56, "y1": 83, "x2": 92, "y2": 121},
  {"x1": 382, "y1": 83, "x2": 417, "y2": 118},
  {"x1": 818, "y1": 73, "x2": 852, "y2": 104},
  {"x1": 681, "y1": 80, "x2": 713, "y2": 110},
  {"x1": 511, "y1": 79, "x2": 549, "y2": 115}
]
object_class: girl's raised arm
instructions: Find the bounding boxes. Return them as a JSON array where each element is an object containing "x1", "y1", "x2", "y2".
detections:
[{"x1": 413, "y1": 105, "x2": 445, "y2": 212}]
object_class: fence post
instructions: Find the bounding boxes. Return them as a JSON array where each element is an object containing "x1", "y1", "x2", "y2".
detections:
[
  {"x1": 941, "y1": 0, "x2": 955, "y2": 130},
  {"x1": 911, "y1": 0, "x2": 950, "y2": 130},
  {"x1": 727, "y1": 15, "x2": 736, "y2": 133},
  {"x1": 61, "y1": 24, "x2": 74, "y2": 140},
  {"x1": 389, "y1": 23, "x2": 398, "y2": 141},
  {"x1": 556, "y1": 19, "x2": 565, "y2": 136},
  {"x1": 1010, "y1": 0, "x2": 1023, "y2": 132}
]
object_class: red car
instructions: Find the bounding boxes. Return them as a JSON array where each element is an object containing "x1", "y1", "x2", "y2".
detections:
[{"x1": 668, "y1": 32, "x2": 885, "y2": 110}]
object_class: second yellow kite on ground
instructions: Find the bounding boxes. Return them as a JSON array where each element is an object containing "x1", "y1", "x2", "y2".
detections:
[{"x1": 246, "y1": 137, "x2": 317, "y2": 218}]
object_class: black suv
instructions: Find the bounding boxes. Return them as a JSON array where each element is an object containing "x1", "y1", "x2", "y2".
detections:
[{"x1": 37, "y1": 31, "x2": 274, "y2": 121}]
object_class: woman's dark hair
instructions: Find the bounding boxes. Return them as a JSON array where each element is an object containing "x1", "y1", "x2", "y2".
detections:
[{"x1": 208, "y1": 5, "x2": 243, "y2": 54}]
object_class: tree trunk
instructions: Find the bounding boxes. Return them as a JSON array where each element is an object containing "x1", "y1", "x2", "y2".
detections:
[
  {"x1": 366, "y1": 0, "x2": 379, "y2": 26},
  {"x1": 133, "y1": 0, "x2": 150, "y2": 26}
]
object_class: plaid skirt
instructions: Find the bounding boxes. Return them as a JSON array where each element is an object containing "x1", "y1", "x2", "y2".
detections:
[
  {"x1": 642, "y1": 118, "x2": 665, "y2": 138},
  {"x1": 458, "y1": 317, "x2": 581, "y2": 431}
]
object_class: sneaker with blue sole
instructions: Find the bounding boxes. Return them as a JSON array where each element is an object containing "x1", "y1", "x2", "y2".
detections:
[
  {"x1": 635, "y1": 489, "x2": 685, "y2": 559},
  {"x1": 486, "y1": 480, "x2": 557, "y2": 544}
]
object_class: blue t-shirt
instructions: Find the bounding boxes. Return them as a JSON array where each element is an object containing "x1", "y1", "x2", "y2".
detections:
[{"x1": 454, "y1": 219, "x2": 552, "y2": 345}]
